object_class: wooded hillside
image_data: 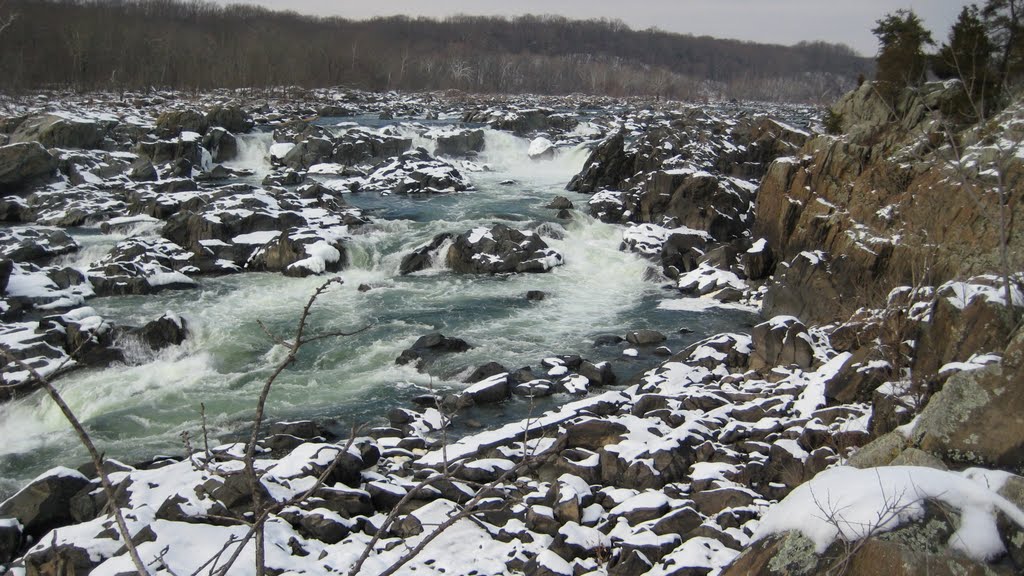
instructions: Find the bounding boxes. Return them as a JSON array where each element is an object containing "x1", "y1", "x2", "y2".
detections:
[{"x1": 0, "y1": 0, "x2": 872, "y2": 102}]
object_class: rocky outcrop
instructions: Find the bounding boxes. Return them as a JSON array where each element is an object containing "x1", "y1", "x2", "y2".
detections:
[
  {"x1": 445, "y1": 224, "x2": 564, "y2": 274},
  {"x1": 433, "y1": 128, "x2": 485, "y2": 157},
  {"x1": 754, "y1": 82, "x2": 1024, "y2": 323},
  {"x1": 360, "y1": 148, "x2": 470, "y2": 194}
]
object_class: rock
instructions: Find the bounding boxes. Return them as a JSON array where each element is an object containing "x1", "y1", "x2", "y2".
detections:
[
  {"x1": 578, "y1": 361, "x2": 616, "y2": 386},
  {"x1": 282, "y1": 137, "x2": 334, "y2": 170},
  {"x1": 0, "y1": 227, "x2": 79, "y2": 264},
  {"x1": 127, "y1": 313, "x2": 188, "y2": 351},
  {"x1": 0, "y1": 142, "x2": 58, "y2": 193},
  {"x1": 749, "y1": 316, "x2": 814, "y2": 372},
  {"x1": 299, "y1": 511, "x2": 350, "y2": 544},
  {"x1": 136, "y1": 133, "x2": 204, "y2": 166},
  {"x1": 528, "y1": 137, "x2": 555, "y2": 160},
  {"x1": 0, "y1": 519, "x2": 21, "y2": 564},
  {"x1": 462, "y1": 373, "x2": 510, "y2": 405},
  {"x1": 465, "y1": 362, "x2": 507, "y2": 383},
  {"x1": 690, "y1": 487, "x2": 755, "y2": 517},
  {"x1": 202, "y1": 127, "x2": 238, "y2": 163},
  {"x1": 911, "y1": 357, "x2": 1024, "y2": 471},
  {"x1": 522, "y1": 290, "x2": 546, "y2": 302},
  {"x1": 433, "y1": 128, "x2": 485, "y2": 157},
  {"x1": 156, "y1": 109, "x2": 209, "y2": 137},
  {"x1": 593, "y1": 335, "x2": 624, "y2": 347},
  {"x1": 0, "y1": 467, "x2": 90, "y2": 539},
  {"x1": 395, "y1": 332, "x2": 473, "y2": 368},
  {"x1": 762, "y1": 251, "x2": 842, "y2": 323},
  {"x1": 546, "y1": 196, "x2": 573, "y2": 210},
  {"x1": 10, "y1": 114, "x2": 110, "y2": 150},
  {"x1": 742, "y1": 238, "x2": 775, "y2": 281},
  {"x1": 825, "y1": 347, "x2": 889, "y2": 404},
  {"x1": 626, "y1": 330, "x2": 667, "y2": 346},
  {"x1": 567, "y1": 130, "x2": 629, "y2": 192},
  {"x1": 129, "y1": 158, "x2": 158, "y2": 182},
  {"x1": 399, "y1": 233, "x2": 455, "y2": 275},
  {"x1": 446, "y1": 224, "x2": 563, "y2": 275},
  {"x1": 847, "y1": 431, "x2": 907, "y2": 469},
  {"x1": 205, "y1": 104, "x2": 253, "y2": 134},
  {"x1": 362, "y1": 148, "x2": 470, "y2": 195},
  {"x1": 246, "y1": 227, "x2": 348, "y2": 277},
  {"x1": 87, "y1": 238, "x2": 197, "y2": 296}
]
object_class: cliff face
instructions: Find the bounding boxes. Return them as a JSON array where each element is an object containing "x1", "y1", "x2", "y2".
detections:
[{"x1": 756, "y1": 81, "x2": 1023, "y2": 322}]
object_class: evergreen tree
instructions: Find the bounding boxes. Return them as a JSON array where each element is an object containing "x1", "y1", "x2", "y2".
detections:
[
  {"x1": 935, "y1": 4, "x2": 996, "y2": 117},
  {"x1": 981, "y1": 0, "x2": 1024, "y2": 91},
  {"x1": 872, "y1": 9, "x2": 934, "y2": 100}
]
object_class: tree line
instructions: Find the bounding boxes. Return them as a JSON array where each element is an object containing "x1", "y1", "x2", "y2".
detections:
[{"x1": 0, "y1": 0, "x2": 871, "y2": 102}]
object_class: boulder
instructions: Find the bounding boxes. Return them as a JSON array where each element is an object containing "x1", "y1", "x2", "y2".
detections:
[
  {"x1": 395, "y1": 332, "x2": 473, "y2": 368},
  {"x1": 129, "y1": 158, "x2": 158, "y2": 182},
  {"x1": 911, "y1": 359, "x2": 1024, "y2": 472},
  {"x1": 399, "y1": 233, "x2": 455, "y2": 275},
  {"x1": 749, "y1": 316, "x2": 814, "y2": 373},
  {"x1": 446, "y1": 224, "x2": 563, "y2": 275},
  {"x1": 127, "y1": 313, "x2": 188, "y2": 351},
  {"x1": 0, "y1": 467, "x2": 90, "y2": 539},
  {"x1": 0, "y1": 142, "x2": 57, "y2": 193},
  {"x1": 566, "y1": 130, "x2": 629, "y2": 193},
  {"x1": 10, "y1": 114, "x2": 109, "y2": 150},
  {"x1": 626, "y1": 330, "x2": 667, "y2": 346},
  {"x1": 433, "y1": 129, "x2": 485, "y2": 157},
  {"x1": 202, "y1": 127, "x2": 238, "y2": 163},
  {"x1": 205, "y1": 104, "x2": 253, "y2": 134},
  {"x1": 546, "y1": 196, "x2": 573, "y2": 210},
  {"x1": 156, "y1": 109, "x2": 209, "y2": 137}
]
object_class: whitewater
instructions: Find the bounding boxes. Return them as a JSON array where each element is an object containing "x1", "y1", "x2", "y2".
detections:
[{"x1": 0, "y1": 127, "x2": 753, "y2": 497}]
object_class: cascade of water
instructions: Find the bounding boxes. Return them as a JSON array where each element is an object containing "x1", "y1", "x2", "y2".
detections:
[{"x1": 227, "y1": 131, "x2": 274, "y2": 177}]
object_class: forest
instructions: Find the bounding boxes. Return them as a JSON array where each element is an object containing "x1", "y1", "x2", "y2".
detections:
[{"x1": 0, "y1": 0, "x2": 871, "y2": 102}]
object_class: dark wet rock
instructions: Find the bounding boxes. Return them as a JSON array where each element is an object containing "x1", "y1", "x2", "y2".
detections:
[
  {"x1": 526, "y1": 290, "x2": 546, "y2": 301},
  {"x1": 433, "y1": 128, "x2": 485, "y2": 157},
  {"x1": 262, "y1": 169, "x2": 306, "y2": 187},
  {"x1": 0, "y1": 467, "x2": 90, "y2": 539},
  {"x1": 567, "y1": 130, "x2": 629, "y2": 193},
  {"x1": 399, "y1": 233, "x2": 455, "y2": 275},
  {"x1": 546, "y1": 196, "x2": 573, "y2": 209},
  {"x1": 626, "y1": 330, "x2": 667, "y2": 346},
  {"x1": 465, "y1": 362, "x2": 508, "y2": 383},
  {"x1": 593, "y1": 335, "x2": 624, "y2": 347},
  {"x1": 331, "y1": 128, "x2": 411, "y2": 166},
  {"x1": 126, "y1": 313, "x2": 188, "y2": 351},
  {"x1": 395, "y1": 332, "x2": 473, "y2": 368},
  {"x1": 0, "y1": 519, "x2": 20, "y2": 564},
  {"x1": 0, "y1": 142, "x2": 58, "y2": 193},
  {"x1": 446, "y1": 223, "x2": 563, "y2": 275}
]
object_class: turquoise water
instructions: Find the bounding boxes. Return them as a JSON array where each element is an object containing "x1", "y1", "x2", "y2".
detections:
[{"x1": 0, "y1": 128, "x2": 755, "y2": 497}]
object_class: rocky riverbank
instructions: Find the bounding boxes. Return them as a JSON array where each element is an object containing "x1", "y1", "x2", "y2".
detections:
[{"x1": 0, "y1": 83, "x2": 1022, "y2": 576}]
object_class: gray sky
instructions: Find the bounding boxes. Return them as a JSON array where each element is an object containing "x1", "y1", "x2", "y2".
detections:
[{"x1": 212, "y1": 0, "x2": 972, "y2": 56}]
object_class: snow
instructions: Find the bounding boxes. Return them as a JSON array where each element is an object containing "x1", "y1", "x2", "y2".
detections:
[
  {"x1": 754, "y1": 466, "x2": 1024, "y2": 562},
  {"x1": 232, "y1": 231, "x2": 282, "y2": 245},
  {"x1": 528, "y1": 137, "x2": 554, "y2": 158}
]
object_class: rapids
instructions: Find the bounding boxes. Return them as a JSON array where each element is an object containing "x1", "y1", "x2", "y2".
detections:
[{"x1": 0, "y1": 127, "x2": 755, "y2": 498}]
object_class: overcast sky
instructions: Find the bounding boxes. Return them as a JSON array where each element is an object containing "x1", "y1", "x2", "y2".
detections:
[{"x1": 211, "y1": 0, "x2": 971, "y2": 56}]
